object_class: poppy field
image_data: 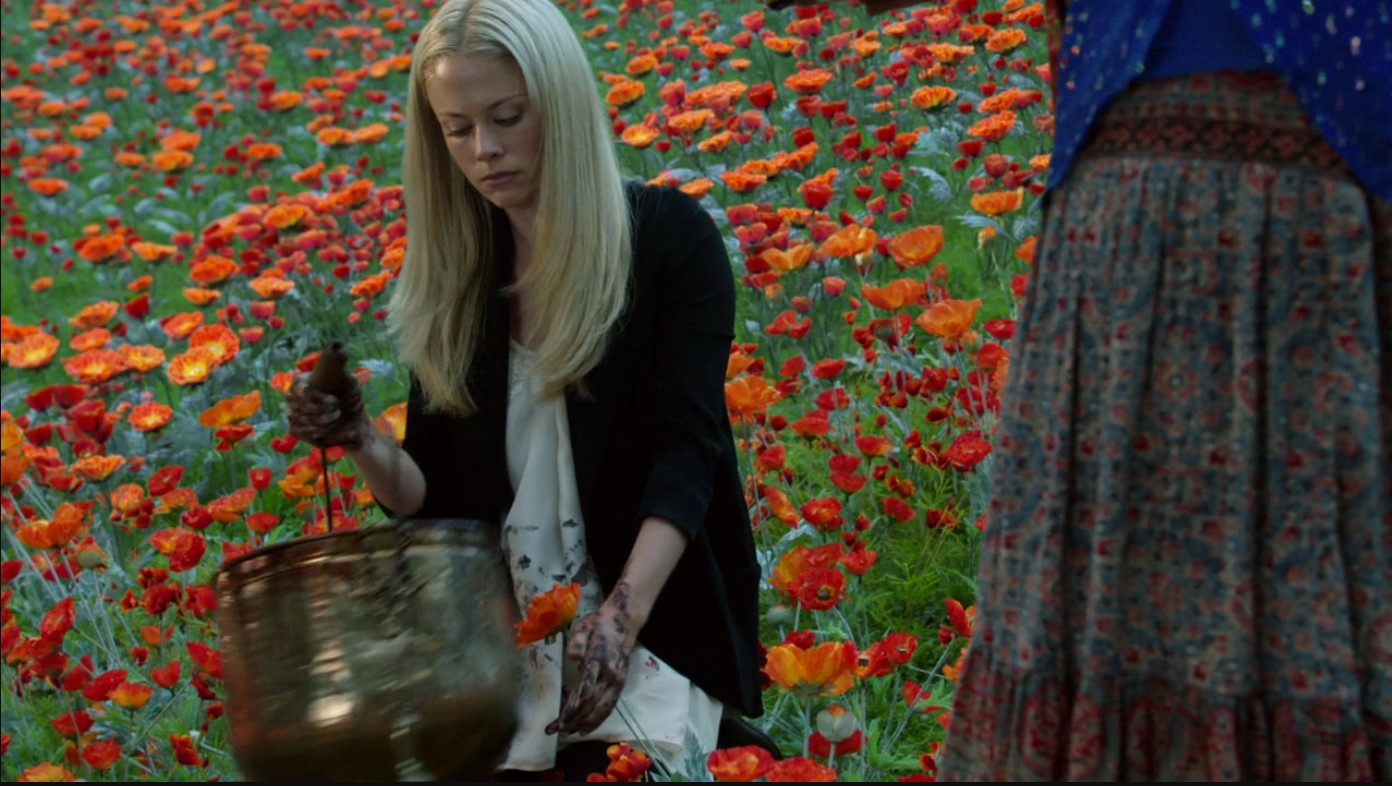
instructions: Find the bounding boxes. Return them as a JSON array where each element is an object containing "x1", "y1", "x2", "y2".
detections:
[{"x1": 0, "y1": 0, "x2": 1052, "y2": 781}]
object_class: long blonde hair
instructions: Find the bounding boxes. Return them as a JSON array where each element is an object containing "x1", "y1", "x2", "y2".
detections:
[{"x1": 390, "y1": 0, "x2": 631, "y2": 416}]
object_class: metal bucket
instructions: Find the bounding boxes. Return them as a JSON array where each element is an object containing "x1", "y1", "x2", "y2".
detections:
[{"x1": 214, "y1": 519, "x2": 521, "y2": 781}]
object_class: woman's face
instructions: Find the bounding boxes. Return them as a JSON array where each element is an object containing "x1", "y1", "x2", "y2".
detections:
[{"x1": 425, "y1": 53, "x2": 542, "y2": 220}]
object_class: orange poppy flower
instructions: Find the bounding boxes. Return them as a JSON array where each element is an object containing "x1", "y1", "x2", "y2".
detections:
[
  {"x1": 515, "y1": 582, "x2": 582, "y2": 646},
  {"x1": 1, "y1": 452, "x2": 30, "y2": 486},
  {"x1": 853, "y1": 34, "x2": 883, "y2": 57},
  {"x1": 15, "y1": 763, "x2": 79, "y2": 781},
  {"x1": 917, "y1": 299, "x2": 982, "y2": 341},
  {"x1": 979, "y1": 88, "x2": 1024, "y2": 114},
  {"x1": 697, "y1": 130, "x2": 733, "y2": 153},
  {"x1": 667, "y1": 108, "x2": 715, "y2": 136},
  {"x1": 208, "y1": 487, "x2": 257, "y2": 522},
  {"x1": 129, "y1": 401, "x2": 174, "y2": 431},
  {"x1": 679, "y1": 178, "x2": 715, "y2": 198},
  {"x1": 620, "y1": 124, "x2": 661, "y2": 148},
  {"x1": 762, "y1": 243, "x2": 813, "y2": 272},
  {"x1": 605, "y1": 78, "x2": 646, "y2": 107},
  {"x1": 6, "y1": 332, "x2": 61, "y2": 369},
  {"x1": 198, "y1": 390, "x2": 261, "y2": 428},
  {"x1": 316, "y1": 127, "x2": 352, "y2": 145},
  {"x1": 763, "y1": 640, "x2": 857, "y2": 696},
  {"x1": 350, "y1": 271, "x2": 394, "y2": 299},
  {"x1": 168, "y1": 346, "x2": 221, "y2": 385},
  {"x1": 967, "y1": 110, "x2": 1017, "y2": 142},
  {"x1": 763, "y1": 36, "x2": 807, "y2": 56},
  {"x1": 189, "y1": 255, "x2": 238, "y2": 286},
  {"x1": 161, "y1": 131, "x2": 201, "y2": 153},
  {"x1": 28, "y1": 177, "x2": 69, "y2": 196},
  {"x1": 110, "y1": 483, "x2": 147, "y2": 515},
  {"x1": 861, "y1": 279, "x2": 927, "y2": 311},
  {"x1": 264, "y1": 203, "x2": 312, "y2": 229},
  {"x1": 70, "y1": 300, "x2": 119, "y2": 329},
  {"x1": 986, "y1": 27, "x2": 1029, "y2": 52},
  {"x1": 776, "y1": 142, "x2": 819, "y2": 172},
  {"x1": 819, "y1": 224, "x2": 878, "y2": 258},
  {"x1": 770, "y1": 543, "x2": 844, "y2": 597},
  {"x1": 374, "y1": 402, "x2": 408, "y2": 444},
  {"x1": 1015, "y1": 235, "x2": 1038, "y2": 263},
  {"x1": 63, "y1": 349, "x2": 129, "y2": 383},
  {"x1": 726, "y1": 352, "x2": 758, "y2": 380},
  {"x1": 15, "y1": 502, "x2": 86, "y2": 550},
  {"x1": 268, "y1": 90, "x2": 304, "y2": 111},
  {"x1": 887, "y1": 225, "x2": 945, "y2": 266},
  {"x1": 910, "y1": 85, "x2": 957, "y2": 110},
  {"x1": 762, "y1": 486, "x2": 798, "y2": 525},
  {"x1": 118, "y1": 345, "x2": 166, "y2": 373},
  {"x1": 131, "y1": 242, "x2": 176, "y2": 262},
  {"x1": 1, "y1": 420, "x2": 21, "y2": 452},
  {"x1": 350, "y1": 123, "x2": 390, "y2": 144},
  {"x1": 248, "y1": 274, "x2": 295, "y2": 298},
  {"x1": 160, "y1": 311, "x2": 205, "y2": 340},
  {"x1": 72, "y1": 454, "x2": 124, "y2": 481},
  {"x1": 188, "y1": 324, "x2": 240, "y2": 365},
  {"x1": 110, "y1": 681, "x2": 154, "y2": 709},
  {"x1": 77, "y1": 234, "x2": 125, "y2": 263},
  {"x1": 783, "y1": 68, "x2": 833, "y2": 95},
  {"x1": 721, "y1": 170, "x2": 767, "y2": 193},
  {"x1": 971, "y1": 188, "x2": 1025, "y2": 216},
  {"x1": 183, "y1": 287, "x2": 221, "y2": 305},
  {"x1": 725, "y1": 375, "x2": 783, "y2": 420},
  {"x1": 706, "y1": 746, "x2": 775, "y2": 782},
  {"x1": 150, "y1": 528, "x2": 206, "y2": 572},
  {"x1": 928, "y1": 43, "x2": 976, "y2": 63},
  {"x1": 151, "y1": 150, "x2": 194, "y2": 171},
  {"x1": 115, "y1": 151, "x2": 146, "y2": 167},
  {"x1": 684, "y1": 80, "x2": 748, "y2": 109},
  {"x1": 626, "y1": 54, "x2": 658, "y2": 76},
  {"x1": 293, "y1": 160, "x2": 325, "y2": 184}
]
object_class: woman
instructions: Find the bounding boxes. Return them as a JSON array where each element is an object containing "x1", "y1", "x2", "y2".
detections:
[
  {"x1": 285, "y1": 0, "x2": 764, "y2": 779},
  {"x1": 763, "y1": 0, "x2": 1392, "y2": 780}
]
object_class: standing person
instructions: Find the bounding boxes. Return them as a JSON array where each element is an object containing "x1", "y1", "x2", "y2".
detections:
[
  {"x1": 936, "y1": 1, "x2": 1391, "y2": 780},
  {"x1": 767, "y1": 0, "x2": 1391, "y2": 780},
  {"x1": 284, "y1": 0, "x2": 766, "y2": 780}
]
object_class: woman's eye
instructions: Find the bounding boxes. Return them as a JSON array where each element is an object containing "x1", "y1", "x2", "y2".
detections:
[
  {"x1": 496, "y1": 114, "x2": 521, "y2": 127},
  {"x1": 446, "y1": 127, "x2": 472, "y2": 138}
]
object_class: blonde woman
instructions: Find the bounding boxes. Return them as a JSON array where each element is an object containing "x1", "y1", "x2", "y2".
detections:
[{"x1": 284, "y1": 0, "x2": 766, "y2": 779}]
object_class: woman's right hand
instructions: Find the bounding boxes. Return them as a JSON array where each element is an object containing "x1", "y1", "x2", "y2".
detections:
[{"x1": 285, "y1": 372, "x2": 371, "y2": 450}]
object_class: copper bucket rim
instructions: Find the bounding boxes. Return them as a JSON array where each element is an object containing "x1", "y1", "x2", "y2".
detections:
[{"x1": 216, "y1": 517, "x2": 497, "y2": 577}]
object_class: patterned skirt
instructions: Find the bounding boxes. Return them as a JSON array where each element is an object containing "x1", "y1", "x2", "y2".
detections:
[{"x1": 937, "y1": 72, "x2": 1391, "y2": 781}]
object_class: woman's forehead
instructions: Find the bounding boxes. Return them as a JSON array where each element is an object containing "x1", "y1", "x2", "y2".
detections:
[{"x1": 426, "y1": 53, "x2": 527, "y2": 116}]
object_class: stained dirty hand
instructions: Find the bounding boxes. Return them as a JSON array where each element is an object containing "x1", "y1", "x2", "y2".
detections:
[
  {"x1": 285, "y1": 372, "x2": 370, "y2": 450},
  {"x1": 547, "y1": 582, "x2": 638, "y2": 736}
]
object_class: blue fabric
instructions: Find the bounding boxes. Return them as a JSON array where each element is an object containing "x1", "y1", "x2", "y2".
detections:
[
  {"x1": 1048, "y1": 0, "x2": 1392, "y2": 201},
  {"x1": 1144, "y1": 0, "x2": 1269, "y2": 79}
]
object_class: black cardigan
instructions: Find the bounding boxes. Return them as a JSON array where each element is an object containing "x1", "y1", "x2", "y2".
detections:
[{"x1": 395, "y1": 183, "x2": 764, "y2": 718}]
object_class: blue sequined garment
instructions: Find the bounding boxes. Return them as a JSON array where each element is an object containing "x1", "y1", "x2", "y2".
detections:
[{"x1": 1050, "y1": 0, "x2": 1392, "y2": 201}]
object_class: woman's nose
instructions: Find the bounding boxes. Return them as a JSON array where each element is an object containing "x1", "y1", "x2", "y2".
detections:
[{"x1": 474, "y1": 127, "x2": 503, "y2": 160}]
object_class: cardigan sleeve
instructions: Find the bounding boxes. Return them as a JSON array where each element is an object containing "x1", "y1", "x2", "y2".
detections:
[{"x1": 634, "y1": 189, "x2": 737, "y2": 542}]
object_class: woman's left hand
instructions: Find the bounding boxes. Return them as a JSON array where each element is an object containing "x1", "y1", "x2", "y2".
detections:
[{"x1": 546, "y1": 582, "x2": 639, "y2": 736}]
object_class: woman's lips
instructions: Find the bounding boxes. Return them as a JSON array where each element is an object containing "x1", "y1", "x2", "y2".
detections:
[{"x1": 482, "y1": 172, "x2": 516, "y2": 186}]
